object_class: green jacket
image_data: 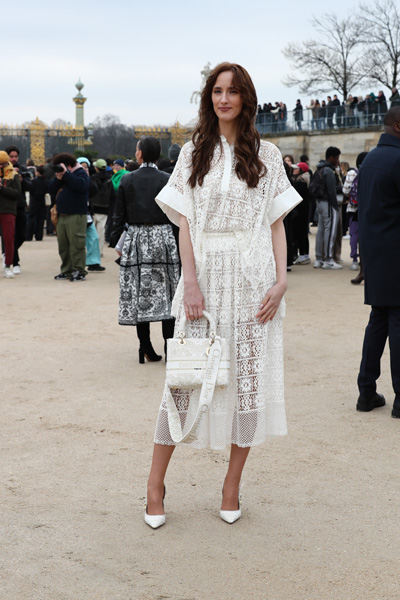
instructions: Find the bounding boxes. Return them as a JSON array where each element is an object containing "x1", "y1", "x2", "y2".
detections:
[
  {"x1": 0, "y1": 174, "x2": 21, "y2": 215},
  {"x1": 111, "y1": 169, "x2": 128, "y2": 192}
]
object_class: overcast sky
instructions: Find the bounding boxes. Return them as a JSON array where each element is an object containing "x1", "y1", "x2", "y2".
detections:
[{"x1": 3, "y1": 0, "x2": 380, "y2": 128}]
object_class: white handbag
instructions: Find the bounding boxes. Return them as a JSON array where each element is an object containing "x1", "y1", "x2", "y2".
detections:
[
  {"x1": 115, "y1": 229, "x2": 127, "y2": 254},
  {"x1": 166, "y1": 311, "x2": 230, "y2": 389},
  {"x1": 165, "y1": 311, "x2": 230, "y2": 444}
]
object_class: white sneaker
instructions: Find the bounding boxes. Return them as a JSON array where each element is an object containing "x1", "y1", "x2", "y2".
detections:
[
  {"x1": 294, "y1": 255, "x2": 311, "y2": 265},
  {"x1": 313, "y1": 260, "x2": 323, "y2": 268},
  {"x1": 322, "y1": 260, "x2": 343, "y2": 270},
  {"x1": 350, "y1": 261, "x2": 359, "y2": 271},
  {"x1": 13, "y1": 265, "x2": 21, "y2": 275},
  {"x1": 4, "y1": 267, "x2": 15, "y2": 278},
  {"x1": 343, "y1": 234, "x2": 350, "y2": 240}
]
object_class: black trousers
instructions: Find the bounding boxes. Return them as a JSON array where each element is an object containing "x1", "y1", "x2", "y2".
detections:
[
  {"x1": 292, "y1": 198, "x2": 310, "y2": 256},
  {"x1": 27, "y1": 202, "x2": 46, "y2": 241},
  {"x1": 283, "y1": 212, "x2": 294, "y2": 266},
  {"x1": 136, "y1": 319, "x2": 175, "y2": 346},
  {"x1": 358, "y1": 306, "x2": 400, "y2": 402}
]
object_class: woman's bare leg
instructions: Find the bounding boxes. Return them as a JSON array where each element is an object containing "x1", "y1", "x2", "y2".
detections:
[
  {"x1": 146, "y1": 443, "x2": 175, "y2": 515},
  {"x1": 221, "y1": 444, "x2": 250, "y2": 510}
]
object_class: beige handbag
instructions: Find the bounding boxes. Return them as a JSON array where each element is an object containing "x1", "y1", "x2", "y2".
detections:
[{"x1": 50, "y1": 204, "x2": 58, "y2": 228}]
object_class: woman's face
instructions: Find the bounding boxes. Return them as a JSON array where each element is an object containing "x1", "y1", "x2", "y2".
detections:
[
  {"x1": 212, "y1": 71, "x2": 243, "y2": 124},
  {"x1": 81, "y1": 162, "x2": 89, "y2": 173},
  {"x1": 283, "y1": 156, "x2": 292, "y2": 166}
]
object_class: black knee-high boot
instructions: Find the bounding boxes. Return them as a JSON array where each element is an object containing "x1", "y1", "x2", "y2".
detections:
[{"x1": 136, "y1": 322, "x2": 162, "y2": 363}]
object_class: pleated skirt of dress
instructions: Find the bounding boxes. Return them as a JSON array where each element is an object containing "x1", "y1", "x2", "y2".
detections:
[
  {"x1": 118, "y1": 224, "x2": 180, "y2": 325},
  {"x1": 154, "y1": 232, "x2": 287, "y2": 450}
]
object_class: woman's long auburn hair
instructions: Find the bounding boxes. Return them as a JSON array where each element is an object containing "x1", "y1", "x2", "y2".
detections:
[{"x1": 189, "y1": 62, "x2": 266, "y2": 189}]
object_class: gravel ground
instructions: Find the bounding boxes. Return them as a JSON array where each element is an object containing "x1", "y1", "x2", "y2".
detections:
[{"x1": 1, "y1": 234, "x2": 399, "y2": 600}]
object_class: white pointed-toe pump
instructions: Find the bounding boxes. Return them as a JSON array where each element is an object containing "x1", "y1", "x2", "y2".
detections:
[
  {"x1": 220, "y1": 482, "x2": 243, "y2": 524},
  {"x1": 144, "y1": 486, "x2": 166, "y2": 529}
]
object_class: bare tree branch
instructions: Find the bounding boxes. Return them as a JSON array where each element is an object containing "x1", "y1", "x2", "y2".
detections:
[
  {"x1": 282, "y1": 12, "x2": 367, "y2": 99},
  {"x1": 358, "y1": 0, "x2": 400, "y2": 91},
  {"x1": 92, "y1": 114, "x2": 136, "y2": 157}
]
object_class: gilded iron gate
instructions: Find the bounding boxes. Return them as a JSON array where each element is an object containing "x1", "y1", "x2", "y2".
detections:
[{"x1": 0, "y1": 118, "x2": 91, "y2": 164}]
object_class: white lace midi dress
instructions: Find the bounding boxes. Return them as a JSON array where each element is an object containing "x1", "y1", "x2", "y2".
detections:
[{"x1": 154, "y1": 137, "x2": 301, "y2": 449}]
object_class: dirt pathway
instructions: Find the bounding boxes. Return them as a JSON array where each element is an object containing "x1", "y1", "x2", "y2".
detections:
[{"x1": 1, "y1": 235, "x2": 398, "y2": 600}]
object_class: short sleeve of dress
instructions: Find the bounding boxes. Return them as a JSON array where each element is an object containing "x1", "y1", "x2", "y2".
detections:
[
  {"x1": 264, "y1": 144, "x2": 303, "y2": 225},
  {"x1": 155, "y1": 143, "x2": 192, "y2": 226}
]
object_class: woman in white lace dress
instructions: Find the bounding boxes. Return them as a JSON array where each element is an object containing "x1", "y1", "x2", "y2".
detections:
[{"x1": 145, "y1": 63, "x2": 301, "y2": 528}]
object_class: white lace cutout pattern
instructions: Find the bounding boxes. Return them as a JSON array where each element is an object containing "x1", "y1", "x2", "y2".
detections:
[{"x1": 154, "y1": 139, "x2": 301, "y2": 449}]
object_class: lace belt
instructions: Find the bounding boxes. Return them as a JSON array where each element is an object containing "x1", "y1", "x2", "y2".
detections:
[
  {"x1": 201, "y1": 232, "x2": 238, "y2": 253},
  {"x1": 198, "y1": 229, "x2": 274, "y2": 289},
  {"x1": 202, "y1": 231, "x2": 236, "y2": 237}
]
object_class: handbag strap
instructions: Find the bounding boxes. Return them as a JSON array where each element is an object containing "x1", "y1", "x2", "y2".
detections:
[
  {"x1": 177, "y1": 310, "x2": 216, "y2": 337},
  {"x1": 165, "y1": 336, "x2": 222, "y2": 444}
]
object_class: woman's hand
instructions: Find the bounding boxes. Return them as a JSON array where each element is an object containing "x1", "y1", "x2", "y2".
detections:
[
  {"x1": 256, "y1": 282, "x2": 287, "y2": 324},
  {"x1": 183, "y1": 280, "x2": 205, "y2": 320}
]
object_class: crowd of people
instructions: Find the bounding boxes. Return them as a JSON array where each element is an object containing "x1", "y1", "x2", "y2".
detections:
[
  {"x1": 256, "y1": 87, "x2": 400, "y2": 132},
  {"x1": 0, "y1": 130, "x2": 382, "y2": 292},
  {"x1": 0, "y1": 144, "x2": 181, "y2": 280},
  {"x1": 281, "y1": 147, "x2": 367, "y2": 285},
  {"x1": 0, "y1": 134, "x2": 383, "y2": 292}
]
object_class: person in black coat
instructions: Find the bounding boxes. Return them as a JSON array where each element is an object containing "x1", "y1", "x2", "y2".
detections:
[
  {"x1": 90, "y1": 160, "x2": 115, "y2": 255},
  {"x1": 291, "y1": 162, "x2": 311, "y2": 264},
  {"x1": 376, "y1": 90, "x2": 388, "y2": 124},
  {"x1": 356, "y1": 107, "x2": 400, "y2": 418},
  {"x1": 26, "y1": 165, "x2": 48, "y2": 241},
  {"x1": 326, "y1": 96, "x2": 334, "y2": 128},
  {"x1": 163, "y1": 144, "x2": 181, "y2": 174},
  {"x1": 3, "y1": 145, "x2": 31, "y2": 273},
  {"x1": 110, "y1": 136, "x2": 180, "y2": 363},
  {"x1": 293, "y1": 99, "x2": 303, "y2": 131},
  {"x1": 332, "y1": 94, "x2": 340, "y2": 126}
]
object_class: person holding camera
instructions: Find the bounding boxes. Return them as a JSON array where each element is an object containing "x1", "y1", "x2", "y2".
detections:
[
  {"x1": 0, "y1": 151, "x2": 21, "y2": 278},
  {"x1": 49, "y1": 153, "x2": 90, "y2": 281},
  {"x1": 3, "y1": 145, "x2": 31, "y2": 274},
  {"x1": 26, "y1": 165, "x2": 49, "y2": 241}
]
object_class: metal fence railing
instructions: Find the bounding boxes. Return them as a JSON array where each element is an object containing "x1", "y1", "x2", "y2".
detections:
[{"x1": 255, "y1": 105, "x2": 389, "y2": 134}]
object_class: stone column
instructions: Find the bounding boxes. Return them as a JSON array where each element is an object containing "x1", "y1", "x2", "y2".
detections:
[{"x1": 73, "y1": 79, "x2": 87, "y2": 128}]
